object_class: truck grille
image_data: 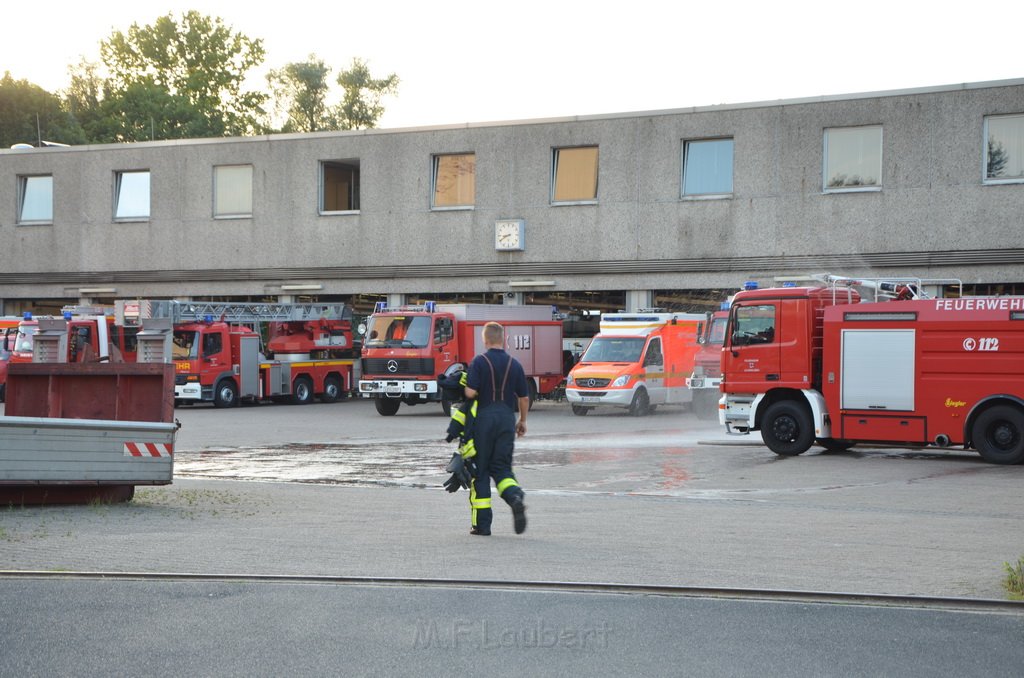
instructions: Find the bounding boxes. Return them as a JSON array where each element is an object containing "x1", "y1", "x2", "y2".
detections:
[
  {"x1": 575, "y1": 378, "x2": 611, "y2": 388},
  {"x1": 362, "y1": 358, "x2": 436, "y2": 377}
]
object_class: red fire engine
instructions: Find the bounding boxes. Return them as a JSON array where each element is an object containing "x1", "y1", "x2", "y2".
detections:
[
  {"x1": 720, "y1": 276, "x2": 1024, "y2": 464},
  {"x1": 358, "y1": 302, "x2": 563, "y2": 416},
  {"x1": 686, "y1": 309, "x2": 729, "y2": 420},
  {"x1": 141, "y1": 301, "x2": 356, "y2": 407},
  {"x1": 3, "y1": 308, "x2": 140, "y2": 366}
]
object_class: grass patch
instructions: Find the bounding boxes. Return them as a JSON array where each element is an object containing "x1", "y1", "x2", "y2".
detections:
[{"x1": 1004, "y1": 556, "x2": 1024, "y2": 601}]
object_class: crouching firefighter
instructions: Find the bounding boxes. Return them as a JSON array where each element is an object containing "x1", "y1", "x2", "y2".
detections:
[{"x1": 462, "y1": 321, "x2": 529, "y2": 536}]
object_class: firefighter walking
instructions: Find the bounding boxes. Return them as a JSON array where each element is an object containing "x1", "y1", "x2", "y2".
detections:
[{"x1": 463, "y1": 322, "x2": 529, "y2": 536}]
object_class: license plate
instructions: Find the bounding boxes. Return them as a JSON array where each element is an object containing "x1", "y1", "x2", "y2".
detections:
[
  {"x1": 581, "y1": 396, "x2": 601, "y2": 403},
  {"x1": 385, "y1": 386, "x2": 402, "y2": 395}
]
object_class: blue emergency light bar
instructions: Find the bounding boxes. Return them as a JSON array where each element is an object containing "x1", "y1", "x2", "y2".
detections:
[
  {"x1": 23, "y1": 311, "x2": 32, "y2": 320},
  {"x1": 744, "y1": 281, "x2": 759, "y2": 290},
  {"x1": 63, "y1": 311, "x2": 73, "y2": 320}
]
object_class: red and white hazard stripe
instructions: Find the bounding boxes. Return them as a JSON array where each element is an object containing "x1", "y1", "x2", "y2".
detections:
[{"x1": 123, "y1": 442, "x2": 174, "y2": 457}]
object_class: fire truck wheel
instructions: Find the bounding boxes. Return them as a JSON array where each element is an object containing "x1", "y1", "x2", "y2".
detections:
[
  {"x1": 761, "y1": 400, "x2": 814, "y2": 456},
  {"x1": 973, "y1": 405, "x2": 1024, "y2": 465},
  {"x1": 213, "y1": 379, "x2": 238, "y2": 408},
  {"x1": 291, "y1": 376, "x2": 315, "y2": 405},
  {"x1": 320, "y1": 376, "x2": 342, "y2": 403},
  {"x1": 571, "y1": 405, "x2": 591, "y2": 416},
  {"x1": 816, "y1": 438, "x2": 855, "y2": 452},
  {"x1": 375, "y1": 397, "x2": 401, "y2": 416},
  {"x1": 628, "y1": 388, "x2": 651, "y2": 417},
  {"x1": 527, "y1": 380, "x2": 538, "y2": 411}
]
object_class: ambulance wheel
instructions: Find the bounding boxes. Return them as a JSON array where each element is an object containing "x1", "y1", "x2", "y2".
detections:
[
  {"x1": 972, "y1": 405, "x2": 1024, "y2": 465},
  {"x1": 628, "y1": 388, "x2": 650, "y2": 417},
  {"x1": 320, "y1": 376, "x2": 342, "y2": 403},
  {"x1": 761, "y1": 400, "x2": 813, "y2": 456},
  {"x1": 375, "y1": 398, "x2": 400, "y2": 416},
  {"x1": 571, "y1": 405, "x2": 591, "y2": 416},
  {"x1": 213, "y1": 379, "x2": 238, "y2": 408},
  {"x1": 292, "y1": 376, "x2": 314, "y2": 405}
]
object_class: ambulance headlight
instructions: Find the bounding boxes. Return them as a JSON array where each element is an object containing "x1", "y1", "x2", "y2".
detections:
[
  {"x1": 566, "y1": 375, "x2": 574, "y2": 386},
  {"x1": 612, "y1": 375, "x2": 630, "y2": 387}
]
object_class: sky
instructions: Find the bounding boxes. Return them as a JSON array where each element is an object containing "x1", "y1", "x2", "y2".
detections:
[{"x1": 3, "y1": 1, "x2": 1023, "y2": 130}]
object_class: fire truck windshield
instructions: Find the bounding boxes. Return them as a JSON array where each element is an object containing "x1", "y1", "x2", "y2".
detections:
[
  {"x1": 580, "y1": 337, "x2": 646, "y2": 363},
  {"x1": 709, "y1": 317, "x2": 728, "y2": 345},
  {"x1": 14, "y1": 325, "x2": 37, "y2": 353},
  {"x1": 363, "y1": 315, "x2": 432, "y2": 348},
  {"x1": 173, "y1": 330, "x2": 200, "y2": 359}
]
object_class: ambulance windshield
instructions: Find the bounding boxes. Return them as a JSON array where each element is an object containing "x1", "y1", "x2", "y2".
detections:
[{"x1": 580, "y1": 337, "x2": 645, "y2": 363}]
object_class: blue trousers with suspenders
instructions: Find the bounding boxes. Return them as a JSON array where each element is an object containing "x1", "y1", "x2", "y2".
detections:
[{"x1": 467, "y1": 352, "x2": 524, "y2": 533}]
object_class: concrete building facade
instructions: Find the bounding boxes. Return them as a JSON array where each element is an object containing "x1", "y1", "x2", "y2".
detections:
[{"x1": 1, "y1": 78, "x2": 1022, "y2": 314}]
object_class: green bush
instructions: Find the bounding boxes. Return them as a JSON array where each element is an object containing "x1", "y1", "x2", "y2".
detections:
[{"x1": 1004, "y1": 557, "x2": 1024, "y2": 600}]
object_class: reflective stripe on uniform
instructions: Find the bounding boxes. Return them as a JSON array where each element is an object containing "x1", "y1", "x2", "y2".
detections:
[
  {"x1": 496, "y1": 477, "x2": 519, "y2": 493},
  {"x1": 460, "y1": 439, "x2": 477, "y2": 459},
  {"x1": 451, "y1": 408, "x2": 466, "y2": 425}
]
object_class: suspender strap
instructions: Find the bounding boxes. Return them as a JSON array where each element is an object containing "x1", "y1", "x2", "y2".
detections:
[{"x1": 481, "y1": 353, "x2": 513, "y2": 406}]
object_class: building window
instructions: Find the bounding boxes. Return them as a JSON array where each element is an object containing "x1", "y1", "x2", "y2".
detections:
[
  {"x1": 552, "y1": 146, "x2": 599, "y2": 203},
  {"x1": 824, "y1": 126, "x2": 882, "y2": 191},
  {"x1": 321, "y1": 160, "x2": 360, "y2": 213},
  {"x1": 214, "y1": 164, "x2": 253, "y2": 217},
  {"x1": 114, "y1": 170, "x2": 150, "y2": 221},
  {"x1": 17, "y1": 175, "x2": 53, "y2": 224},
  {"x1": 432, "y1": 153, "x2": 475, "y2": 209},
  {"x1": 682, "y1": 138, "x2": 734, "y2": 197},
  {"x1": 985, "y1": 114, "x2": 1024, "y2": 183}
]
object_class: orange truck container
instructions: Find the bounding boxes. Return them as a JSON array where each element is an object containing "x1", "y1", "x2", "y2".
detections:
[{"x1": 566, "y1": 310, "x2": 704, "y2": 416}]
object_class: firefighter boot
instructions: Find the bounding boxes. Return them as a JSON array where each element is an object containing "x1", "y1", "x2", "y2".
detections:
[{"x1": 509, "y1": 491, "x2": 527, "y2": 535}]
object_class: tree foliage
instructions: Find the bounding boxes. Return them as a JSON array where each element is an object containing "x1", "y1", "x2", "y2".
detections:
[
  {"x1": 99, "y1": 11, "x2": 267, "y2": 139},
  {"x1": 0, "y1": 72, "x2": 84, "y2": 147},
  {"x1": 335, "y1": 58, "x2": 399, "y2": 130},
  {"x1": 267, "y1": 56, "x2": 333, "y2": 133},
  {"x1": 1, "y1": 12, "x2": 400, "y2": 145},
  {"x1": 268, "y1": 56, "x2": 399, "y2": 133}
]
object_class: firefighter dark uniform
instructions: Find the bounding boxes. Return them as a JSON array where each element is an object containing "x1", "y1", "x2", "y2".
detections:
[{"x1": 464, "y1": 347, "x2": 528, "y2": 535}]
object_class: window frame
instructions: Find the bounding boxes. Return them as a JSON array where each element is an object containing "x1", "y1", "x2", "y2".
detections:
[
  {"x1": 681, "y1": 137, "x2": 735, "y2": 200},
  {"x1": 17, "y1": 174, "x2": 54, "y2": 225},
  {"x1": 822, "y1": 125, "x2": 883, "y2": 194},
  {"x1": 113, "y1": 169, "x2": 151, "y2": 222},
  {"x1": 213, "y1": 164, "x2": 254, "y2": 219},
  {"x1": 983, "y1": 113, "x2": 1024, "y2": 185},
  {"x1": 430, "y1": 152, "x2": 476, "y2": 210},
  {"x1": 319, "y1": 159, "x2": 361, "y2": 214},
  {"x1": 550, "y1": 145, "x2": 599, "y2": 205}
]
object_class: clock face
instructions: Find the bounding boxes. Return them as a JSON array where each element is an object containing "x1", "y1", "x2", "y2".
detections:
[{"x1": 495, "y1": 221, "x2": 524, "y2": 250}]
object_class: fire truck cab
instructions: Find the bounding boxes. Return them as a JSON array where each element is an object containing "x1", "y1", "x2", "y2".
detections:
[{"x1": 359, "y1": 302, "x2": 564, "y2": 416}]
